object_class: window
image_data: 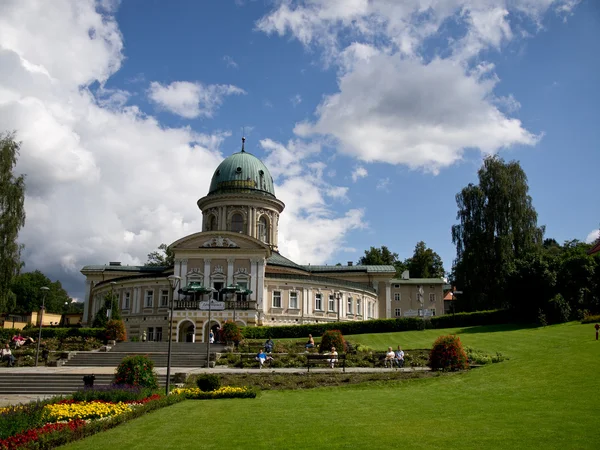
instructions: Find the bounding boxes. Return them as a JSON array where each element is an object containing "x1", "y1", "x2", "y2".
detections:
[
  {"x1": 212, "y1": 281, "x2": 223, "y2": 300},
  {"x1": 155, "y1": 327, "x2": 163, "y2": 342},
  {"x1": 395, "y1": 308, "x2": 401, "y2": 317},
  {"x1": 272, "y1": 290, "x2": 282, "y2": 308},
  {"x1": 289, "y1": 291, "x2": 298, "y2": 309},
  {"x1": 231, "y1": 213, "x2": 244, "y2": 233},
  {"x1": 123, "y1": 292, "x2": 130, "y2": 310},
  {"x1": 347, "y1": 297, "x2": 353, "y2": 314},
  {"x1": 144, "y1": 290, "x2": 154, "y2": 308},
  {"x1": 147, "y1": 327, "x2": 154, "y2": 341},
  {"x1": 431, "y1": 309, "x2": 436, "y2": 316},
  {"x1": 368, "y1": 303, "x2": 372, "y2": 318},
  {"x1": 328, "y1": 294, "x2": 335, "y2": 312},
  {"x1": 315, "y1": 293, "x2": 322, "y2": 311},
  {"x1": 394, "y1": 293, "x2": 401, "y2": 301},
  {"x1": 258, "y1": 216, "x2": 269, "y2": 243},
  {"x1": 160, "y1": 290, "x2": 169, "y2": 307},
  {"x1": 236, "y1": 280, "x2": 248, "y2": 301},
  {"x1": 357, "y1": 298, "x2": 361, "y2": 315},
  {"x1": 208, "y1": 215, "x2": 217, "y2": 231},
  {"x1": 394, "y1": 284, "x2": 400, "y2": 288},
  {"x1": 429, "y1": 293, "x2": 436, "y2": 303}
]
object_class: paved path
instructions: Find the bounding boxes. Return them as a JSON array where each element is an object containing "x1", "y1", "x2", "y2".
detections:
[{"x1": 0, "y1": 366, "x2": 429, "y2": 407}]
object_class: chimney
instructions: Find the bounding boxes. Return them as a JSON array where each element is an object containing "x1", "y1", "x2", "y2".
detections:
[
  {"x1": 109, "y1": 262, "x2": 122, "y2": 266},
  {"x1": 347, "y1": 261, "x2": 353, "y2": 266}
]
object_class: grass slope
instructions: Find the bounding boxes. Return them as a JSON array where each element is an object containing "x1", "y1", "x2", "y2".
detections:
[{"x1": 64, "y1": 323, "x2": 600, "y2": 449}]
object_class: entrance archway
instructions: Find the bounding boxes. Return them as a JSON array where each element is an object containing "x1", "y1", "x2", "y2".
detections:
[
  {"x1": 203, "y1": 320, "x2": 221, "y2": 343},
  {"x1": 178, "y1": 320, "x2": 195, "y2": 343}
]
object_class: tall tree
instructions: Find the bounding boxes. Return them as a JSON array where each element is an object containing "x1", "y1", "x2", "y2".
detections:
[
  {"x1": 357, "y1": 246, "x2": 407, "y2": 276},
  {"x1": 146, "y1": 243, "x2": 174, "y2": 267},
  {"x1": 452, "y1": 156, "x2": 544, "y2": 311},
  {"x1": 0, "y1": 132, "x2": 26, "y2": 312},
  {"x1": 405, "y1": 241, "x2": 445, "y2": 278},
  {"x1": 10, "y1": 270, "x2": 71, "y2": 314}
]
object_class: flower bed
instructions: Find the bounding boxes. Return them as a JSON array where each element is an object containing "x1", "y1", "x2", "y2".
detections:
[
  {"x1": 171, "y1": 386, "x2": 257, "y2": 400},
  {"x1": 0, "y1": 388, "x2": 185, "y2": 449}
]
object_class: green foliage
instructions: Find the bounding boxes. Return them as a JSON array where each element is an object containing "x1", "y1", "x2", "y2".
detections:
[
  {"x1": 452, "y1": 155, "x2": 544, "y2": 312},
  {"x1": 146, "y1": 243, "x2": 174, "y2": 267},
  {"x1": 10, "y1": 270, "x2": 72, "y2": 315},
  {"x1": 428, "y1": 335, "x2": 469, "y2": 371},
  {"x1": 72, "y1": 386, "x2": 154, "y2": 403},
  {"x1": 242, "y1": 310, "x2": 511, "y2": 339},
  {"x1": 319, "y1": 329, "x2": 345, "y2": 353},
  {"x1": 581, "y1": 314, "x2": 600, "y2": 324},
  {"x1": 92, "y1": 292, "x2": 120, "y2": 327},
  {"x1": 105, "y1": 319, "x2": 127, "y2": 341},
  {"x1": 0, "y1": 327, "x2": 105, "y2": 343},
  {"x1": 196, "y1": 374, "x2": 221, "y2": 392},
  {"x1": 222, "y1": 320, "x2": 242, "y2": 343},
  {"x1": 464, "y1": 347, "x2": 506, "y2": 365},
  {"x1": 405, "y1": 241, "x2": 445, "y2": 278},
  {"x1": 0, "y1": 398, "x2": 61, "y2": 440},
  {"x1": 357, "y1": 245, "x2": 398, "y2": 265},
  {"x1": 114, "y1": 355, "x2": 159, "y2": 389},
  {"x1": 0, "y1": 131, "x2": 26, "y2": 314}
]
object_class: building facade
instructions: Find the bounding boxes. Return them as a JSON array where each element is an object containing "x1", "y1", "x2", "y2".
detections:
[{"x1": 81, "y1": 140, "x2": 445, "y2": 342}]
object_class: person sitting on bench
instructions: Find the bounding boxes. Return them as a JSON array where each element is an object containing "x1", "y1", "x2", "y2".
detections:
[
  {"x1": 255, "y1": 348, "x2": 273, "y2": 369},
  {"x1": 305, "y1": 334, "x2": 315, "y2": 349},
  {"x1": 394, "y1": 346, "x2": 405, "y2": 368},
  {"x1": 328, "y1": 347, "x2": 338, "y2": 369},
  {"x1": 385, "y1": 346, "x2": 396, "y2": 368},
  {"x1": 1, "y1": 343, "x2": 16, "y2": 367},
  {"x1": 264, "y1": 338, "x2": 274, "y2": 353}
]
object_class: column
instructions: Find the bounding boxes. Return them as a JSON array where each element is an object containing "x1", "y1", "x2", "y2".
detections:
[
  {"x1": 307, "y1": 288, "x2": 313, "y2": 315},
  {"x1": 82, "y1": 280, "x2": 91, "y2": 324},
  {"x1": 250, "y1": 258, "x2": 258, "y2": 301},
  {"x1": 227, "y1": 258, "x2": 234, "y2": 285},
  {"x1": 385, "y1": 281, "x2": 392, "y2": 319},
  {"x1": 204, "y1": 259, "x2": 211, "y2": 286},
  {"x1": 256, "y1": 258, "x2": 265, "y2": 306},
  {"x1": 180, "y1": 259, "x2": 188, "y2": 287},
  {"x1": 220, "y1": 206, "x2": 227, "y2": 231}
]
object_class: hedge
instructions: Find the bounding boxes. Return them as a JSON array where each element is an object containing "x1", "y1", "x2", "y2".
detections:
[
  {"x1": 0, "y1": 327, "x2": 106, "y2": 343},
  {"x1": 241, "y1": 310, "x2": 512, "y2": 339}
]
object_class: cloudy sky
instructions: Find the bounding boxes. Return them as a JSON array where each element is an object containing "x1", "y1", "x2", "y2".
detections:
[{"x1": 1, "y1": 0, "x2": 598, "y2": 301}]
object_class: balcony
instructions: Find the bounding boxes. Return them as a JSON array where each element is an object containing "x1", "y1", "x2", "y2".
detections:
[{"x1": 173, "y1": 299, "x2": 257, "y2": 311}]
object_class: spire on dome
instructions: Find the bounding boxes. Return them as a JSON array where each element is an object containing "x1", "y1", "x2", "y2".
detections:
[{"x1": 241, "y1": 136, "x2": 246, "y2": 153}]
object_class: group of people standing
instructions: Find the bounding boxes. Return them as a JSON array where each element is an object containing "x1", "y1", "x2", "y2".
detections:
[{"x1": 385, "y1": 346, "x2": 405, "y2": 369}]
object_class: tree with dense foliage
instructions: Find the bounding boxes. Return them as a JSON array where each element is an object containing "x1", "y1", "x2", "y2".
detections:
[
  {"x1": 451, "y1": 156, "x2": 544, "y2": 311},
  {"x1": 92, "y1": 292, "x2": 120, "y2": 328},
  {"x1": 0, "y1": 132, "x2": 26, "y2": 312},
  {"x1": 146, "y1": 243, "x2": 174, "y2": 267},
  {"x1": 405, "y1": 241, "x2": 445, "y2": 278},
  {"x1": 10, "y1": 270, "x2": 71, "y2": 314},
  {"x1": 357, "y1": 245, "x2": 408, "y2": 276}
]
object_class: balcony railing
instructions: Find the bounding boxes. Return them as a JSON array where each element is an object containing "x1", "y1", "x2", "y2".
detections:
[{"x1": 173, "y1": 299, "x2": 257, "y2": 311}]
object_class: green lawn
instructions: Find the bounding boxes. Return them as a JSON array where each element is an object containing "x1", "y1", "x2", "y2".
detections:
[{"x1": 64, "y1": 322, "x2": 600, "y2": 449}]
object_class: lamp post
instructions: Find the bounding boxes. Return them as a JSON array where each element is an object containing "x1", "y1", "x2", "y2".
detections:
[
  {"x1": 166, "y1": 275, "x2": 181, "y2": 395},
  {"x1": 108, "y1": 282, "x2": 116, "y2": 320},
  {"x1": 35, "y1": 286, "x2": 50, "y2": 367},
  {"x1": 206, "y1": 287, "x2": 217, "y2": 368}
]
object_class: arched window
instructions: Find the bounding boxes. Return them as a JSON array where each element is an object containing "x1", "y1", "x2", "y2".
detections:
[
  {"x1": 231, "y1": 213, "x2": 244, "y2": 233},
  {"x1": 207, "y1": 215, "x2": 217, "y2": 231},
  {"x1": 258, "y1": 216, "x2": 269, "y2": 243}
]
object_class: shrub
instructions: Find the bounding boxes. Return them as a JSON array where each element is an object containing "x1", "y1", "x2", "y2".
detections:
[
  {"x1": 319, "y1": 329, "x2": 345, "y2": 353},
  {"x1": 581, "y1": 314, "x2": 600, "y2": 324},
  {"x1": 105, "y1": 320, "x2": 127, "y2": 342},
  {"x1": 428, "y1": 335, "x2": 469, "y2": 371},
  {"x1": 196, "y1": 374, "x2": 221, "y2": 392},
  {"x1": 72, "y1": 385, "x2": 154, "y2": 403},
  {"x1": 114, "y1": 355, "x2": 158, "y2": 389},
  {"x1": 545, "y1": 294, "x2": 571, "y2": 324},
  {"x1": 222, "y1": 321, "x2": 242, "y2": 344}
]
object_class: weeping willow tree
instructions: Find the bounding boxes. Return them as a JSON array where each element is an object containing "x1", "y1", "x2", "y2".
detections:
[
  {"x1": 0, "y1": 132, "x2": 26, "y2": 312},
  {"x1": 451, "y1": 156, "x2": 543, "y2": 311}
]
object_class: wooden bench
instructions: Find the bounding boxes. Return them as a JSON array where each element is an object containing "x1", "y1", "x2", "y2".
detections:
[
  {"x1": 240, "y1": 353, "x2": 274, "y2": 369},
  {"x1": 375, "y1": 352, "x2": 404, "y2": 369},
  {"x1": 306, "y1": 353, "x2": 346, "y2": 372}
]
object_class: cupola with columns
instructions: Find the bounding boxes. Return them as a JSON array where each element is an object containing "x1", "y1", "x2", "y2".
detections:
[{"x1": 196, "y1": 138, "x2": 285, "y2": 251}]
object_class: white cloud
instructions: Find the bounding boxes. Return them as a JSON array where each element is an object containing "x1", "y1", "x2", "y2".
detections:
[
  {"x1": 258, "y1": 0, "x2": 574, "y2": 173},
  {"x1": 0, "y1": 0, "x2": 231, "y2": 298},
  {"x1": 148, "y1": 81, "x2": 245, "y2": 119},
  {"x1": 376, "y1": 178, "x2": 391, "y2": 192},
  {"x1": 290, "y1": 94, "x2": 302, "y2": 107},
  {"x1": 351, "y1": 166, "x2": 368, "y2": 182},
  {"x1": 295, "y1": 54, "x2": 538, "y2": 173},
  {"x1": 259, "y1": 138, "x2": 365, "y2": 263},
  {"x1": 223, "y1": 55, "x2": 238, "y2": 69},
  {"x1": 586, "y1": 229, "x2": 599, "y2": 244}
]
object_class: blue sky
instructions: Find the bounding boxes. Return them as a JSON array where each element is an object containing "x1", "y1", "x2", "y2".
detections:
[{"x1": 0, "y1": 0, "x2": 598, "y2": 300}]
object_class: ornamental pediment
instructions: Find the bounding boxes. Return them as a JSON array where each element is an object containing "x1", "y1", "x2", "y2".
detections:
[
  {"x1": 170, "y1": 231, "x2": 271, "y2": 251},
  {"x1": 201, "y1": 236, "x2": 239, "y2": 248}
]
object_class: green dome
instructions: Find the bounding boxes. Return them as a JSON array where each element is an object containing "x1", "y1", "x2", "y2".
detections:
[{"x1": 208, "y1": 150, "x2": 275, "y2": 197}]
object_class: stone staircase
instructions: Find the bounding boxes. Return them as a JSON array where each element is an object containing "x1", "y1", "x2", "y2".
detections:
[
  {"x1": 0, "y1": 373, "x2": 169, "y2": 395},
  {"x1": 62, "y1": 342, "x2": 226, "y2": 368}
]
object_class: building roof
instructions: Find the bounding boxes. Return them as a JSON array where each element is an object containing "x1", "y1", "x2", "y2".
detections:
[
  {"x1": 207, "y1": 145, "x2": 275, "y2": 198},
  {"x1": 304, "y1": 265, "x2": 396, "y2": 274},
  {"x1": 390, "y1": 278, "x2": 446, "y2": 284},
  {"x1": 588, "y1": 239, "x2": 600, "y2": 255},
  {"x1": 443, "y1": 291, "x2": 456, "y2": 301},
  {"x1": 268, "y1": 273, "x2": 377, "y2": 293},
  {"x1": 267, "y1": 252, "x2": 306, "y2": 271},
  {"x1": 81, "y1": 264, "x2": 169, "y2": 273}
]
